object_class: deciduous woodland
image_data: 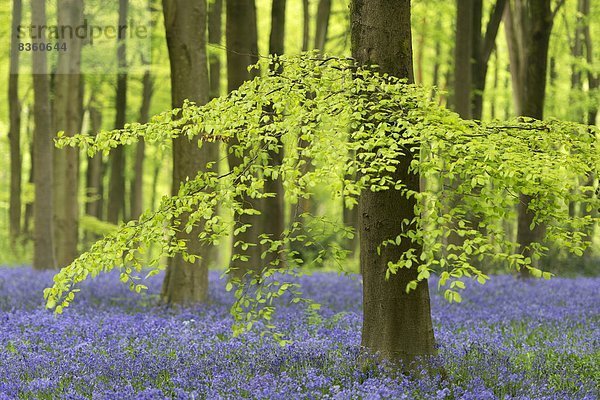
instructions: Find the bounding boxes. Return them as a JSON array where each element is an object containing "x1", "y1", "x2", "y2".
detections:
[{"x1": 0, "y1": 0, "x2": 598, "y2": 398}]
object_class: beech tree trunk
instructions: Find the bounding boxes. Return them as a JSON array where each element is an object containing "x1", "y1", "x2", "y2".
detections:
[
  {"x1": 505, "y1": 0, "x2": 556, "y2": 275},
  {"x1": 85, "y1": 102, "x2": 104, "y2": 242},
  {"x1": 161, "y1": 0, "x2": 217, "y2": 304},
  {"x1": 23, "y1": 108, "x2": 34, "y2": 239},
  {"x1": 31, "y1": 0, "x2": 56, "y2": 269},
  {"x1": 8, "y1": 0, "x2": 22, "y2": 241},
  {"x1": 53, "y1": 0, "x2": 84, "y2": 267},
  {"x1": 302, "y1": 0, "x2": 310, "y2": 51},
  {"x1": 471, "y1": 0, "x2": 506, "y2": 120},
  {"x1": 130, "y1": 72, "x2": 152, "y2": 221},
  {"x1": 453, "y1": 0, "x2": 473, "y2": 119},
  {"x1": 258, "y1": 0, "x2": 287, "y2": 269},
  {"x1": 351, "y1": 0, "x2": 436, "y2": 364},
  {"x1": 107, "y1": 0, "x2": 128, "y2": 224},
  {"x1": 208, "y1": 0, "x2": 223, "y2": 100},
  {"x1": 226, "y1": 0, "x2": 262, "y2": 279},
  {"x1": 314, "y1": 0, "x2": 331, "y2": 51},
  {"x1": 581, "y1": 0, "x2": 598, "y2": 126}
]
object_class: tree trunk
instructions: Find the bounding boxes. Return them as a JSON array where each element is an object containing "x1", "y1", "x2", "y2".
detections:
[
  {"x1": 343, "y1": 200, "x2": 359, "y2": 254},
  {"x1": 53, "y1": 0, "x2": 84, "y2": 267},
  {"x1": 490, "y1": 50, "x2": 499, "y2": 119},
  {"x1": 258, "y1": 0, "x2": 287, "y2": 269},
  {"x1": 453, "y1": 0, "x2": 473, "y2": 119},
  {"x1": 431, "y1": 19, "x2": 442, "y2": 101},
  {"x1": 85, "y1": 102, "x2": 105, "y2": 243},
  {"x1": 8, "y1": 0, "x2": 22, "y2": 241},
  {"x1": 226, "y1": 0, "x2": 262, "y2": 279},
  {"x1": 581, "y1": 0, "x2": 597, "y2": 259},
  {"x1": 471, "y1": 0, "x2": 506, "y2": 120},
  {"x1": 505, "y1": 0, "x2": 554, "y2": 275},
  {"x1": 107, "y1": 0, "x2": 128, "y2": 224},
  {"x1": 351, "y1": 0, "x2": 436, "y2": 365},
  {"x1": 582, "y1": 0, "x2": 597, "y2": 126},
  {"x1": 314, "y1": 0, "x2": 331, "y2": 51},
  {"x1": 31, "y1": 0, "x2": 56, "y2": 269},
  {"x1": 208, "y1": 0, "x2": 223, "y2": 100},
  {"x1": 414, "y1": 15, "x2": 426, "y2": 85},
  {"x1": 160, "y1": 0, "x2": 217, "y2": 304},
  {"x1": 130, "y1": 71, "x2": 153, "y2": 220},
  {"x1": 301, "y1": 0, "x2": 310, "y2": 51},
  {"x1": 23, "y1": 107, "x2": 34, "y2": 239}
]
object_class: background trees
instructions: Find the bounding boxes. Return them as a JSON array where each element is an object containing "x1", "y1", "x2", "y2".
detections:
[{"x1": 1, "y1": 0, "x2": 598, "y2": 312}]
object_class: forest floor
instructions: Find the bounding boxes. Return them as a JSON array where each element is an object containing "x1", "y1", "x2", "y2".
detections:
[{"x1": 0, "y1": 267, "x2": 598, "y2": 399}]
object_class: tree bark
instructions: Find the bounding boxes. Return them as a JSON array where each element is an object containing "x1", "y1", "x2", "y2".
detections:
[
  {"x1": 257, "y1": 0, "x2": 287, "y2": 269},
  {"x1": 505, "y1": 0, "x2": 554, "y2": 275},
  {"x1": 161, "y1": 0, "x2": 217, "y2": 304},
  {"x1": 302, "y1": 0, "x2": 310, "y2": 51},
  {"x1": 8, "y1": 0, "x2": 22, "y2": 241},
  {"x1": 453, "y1": 0, "x2": 474, "y2": 119},
  {"x1": 53, "y1": 0, "x2": 84, "y2": 267},
  {"x1": 130, "y1": 1, "x2": 156, "y2": 221},
  {"x1": 85, "y1": 101, "x2": 105, "y2": 244},
  {"x1": 351, "y1": 0, "x2": 436, "y2": 365},
  {"x1": 581, "y1": 0, "x2": 597, "y2": 126},
  {"x1": 208, "y1": 0, "x2": 223, "y2": 100},
  {"x1": 471, "y1": 0, "x2": 506, "y2": 120},
  {"x1": 107, "y1": 0, "x2": 128, "y2": 224},
  {"x1": 314, "y1": 0, "x2": 331, "y2": 51},
  {"x1": 226, "y1": 0, "x2": 263, "y2": 279},
  {"x1": 23, "y1": 107, "x2": 34, "y2": 239},
  {"x1": 31, "y1": 0, "x2": 57, "y2": 269},
  {"x1": 130, "y1": 71, "x2": 153, "y2": 221}
]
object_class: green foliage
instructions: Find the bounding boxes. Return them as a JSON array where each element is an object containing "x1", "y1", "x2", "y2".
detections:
[{"x1": 45, "y1": 54, "x2": 599, "y2": 334}]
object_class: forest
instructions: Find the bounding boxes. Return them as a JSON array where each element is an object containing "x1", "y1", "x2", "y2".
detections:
[{"x1": 0, "y1": 0, "x2": 599, "y2": 398}]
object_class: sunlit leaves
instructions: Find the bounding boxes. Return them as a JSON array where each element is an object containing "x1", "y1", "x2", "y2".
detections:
[{"x1": 45, "y1": 54, "x2": 599, "y2": 332}]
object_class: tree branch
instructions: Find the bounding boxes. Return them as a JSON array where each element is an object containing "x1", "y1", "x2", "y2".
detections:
[
  {"x1": 552, "y1": 0, "x2": 566, "y2": 20},
  {"x1": 482, "y1": 0, "x2": 507, "y2": 65}
]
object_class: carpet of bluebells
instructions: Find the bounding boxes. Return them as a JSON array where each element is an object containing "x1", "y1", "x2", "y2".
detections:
[{"x1": 0, "y1": 267, "x2": 598, "y2": 399}]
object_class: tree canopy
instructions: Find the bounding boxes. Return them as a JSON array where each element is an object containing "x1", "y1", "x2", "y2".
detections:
[{"x1": 44, "y1": 54, "x2": 599, "y2": 337}]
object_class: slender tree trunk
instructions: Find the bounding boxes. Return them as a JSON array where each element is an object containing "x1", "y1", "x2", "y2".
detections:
[
  {"x1": 431, "y1": 19, "x2": 442, "y2": 101},
  {"x1": 567, "y1": 1, "x2": 584, "y2": 219},
  {"x1": 226, "y1": 0, "x2": 262, "y2": 279},
  {"x1": 108, "y1": 0, "x2": 128, "y2": 224},
  {"x1": 471, "y1": 0, "x2": 506, "y2": 120},
  {"x1": 580, "y1": 0, "x2": 597, "y2": 259},
  {"x1": 351, "y1": 0, "x2": 436, "y2": 365},
  {"x1": 85, "y1": 102, "x2": 104, "y2": 240},
  {"x1": 581, "y1": 0, "x2": 597, "y2": 126},
  {"x1": 257, "y1": 0, "x2": 287, "y2": 269},
  {"x1": 23, "y1": 107, "x2": 34, "y2": 239},
  {"x1": 569, "y1": 0, "x2": 585, "y2": 123},
  {"x1": 314, "y1": 0, "x2": 331, "y2": 51},
  {"x1": 505, "y1": 0, "x2": 554, "y2": 276},
  {"x1": 161, "y1": 0, "x2": 217, "y2": 304},
  {"x1": 343, "y1": 200, "x2": 359, "y2": 254},
  {"x1": 31, "y1": 0, "x2": 56, "y2": 269},
  {"x1": 53, "y1": 0, "x2": 84, "y2": 267},
  {"x1": 490, "y1": 49, "x2": 499, "y2": 119},
  {"x1": 130, "y1": 1, "x2": 156, "y2": 221},
  {"x1": 414, "y1": 15, "x2": 426, "y2": 85},
  {"x1": 453, "y1": 0, "x2": 473, "y2": 119},
  {"x1": 302, "y1": 0, "x2": 310, "y2": 51},
  {"x1": 208, "y1": 0, "x2": 223, "y2": 100},
  {"x1": 130, "y1": 71, "x2": 152, "y2": 221},
  {"x1": 8, "y1": 0, "x2": 22, "y2": 241}
]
